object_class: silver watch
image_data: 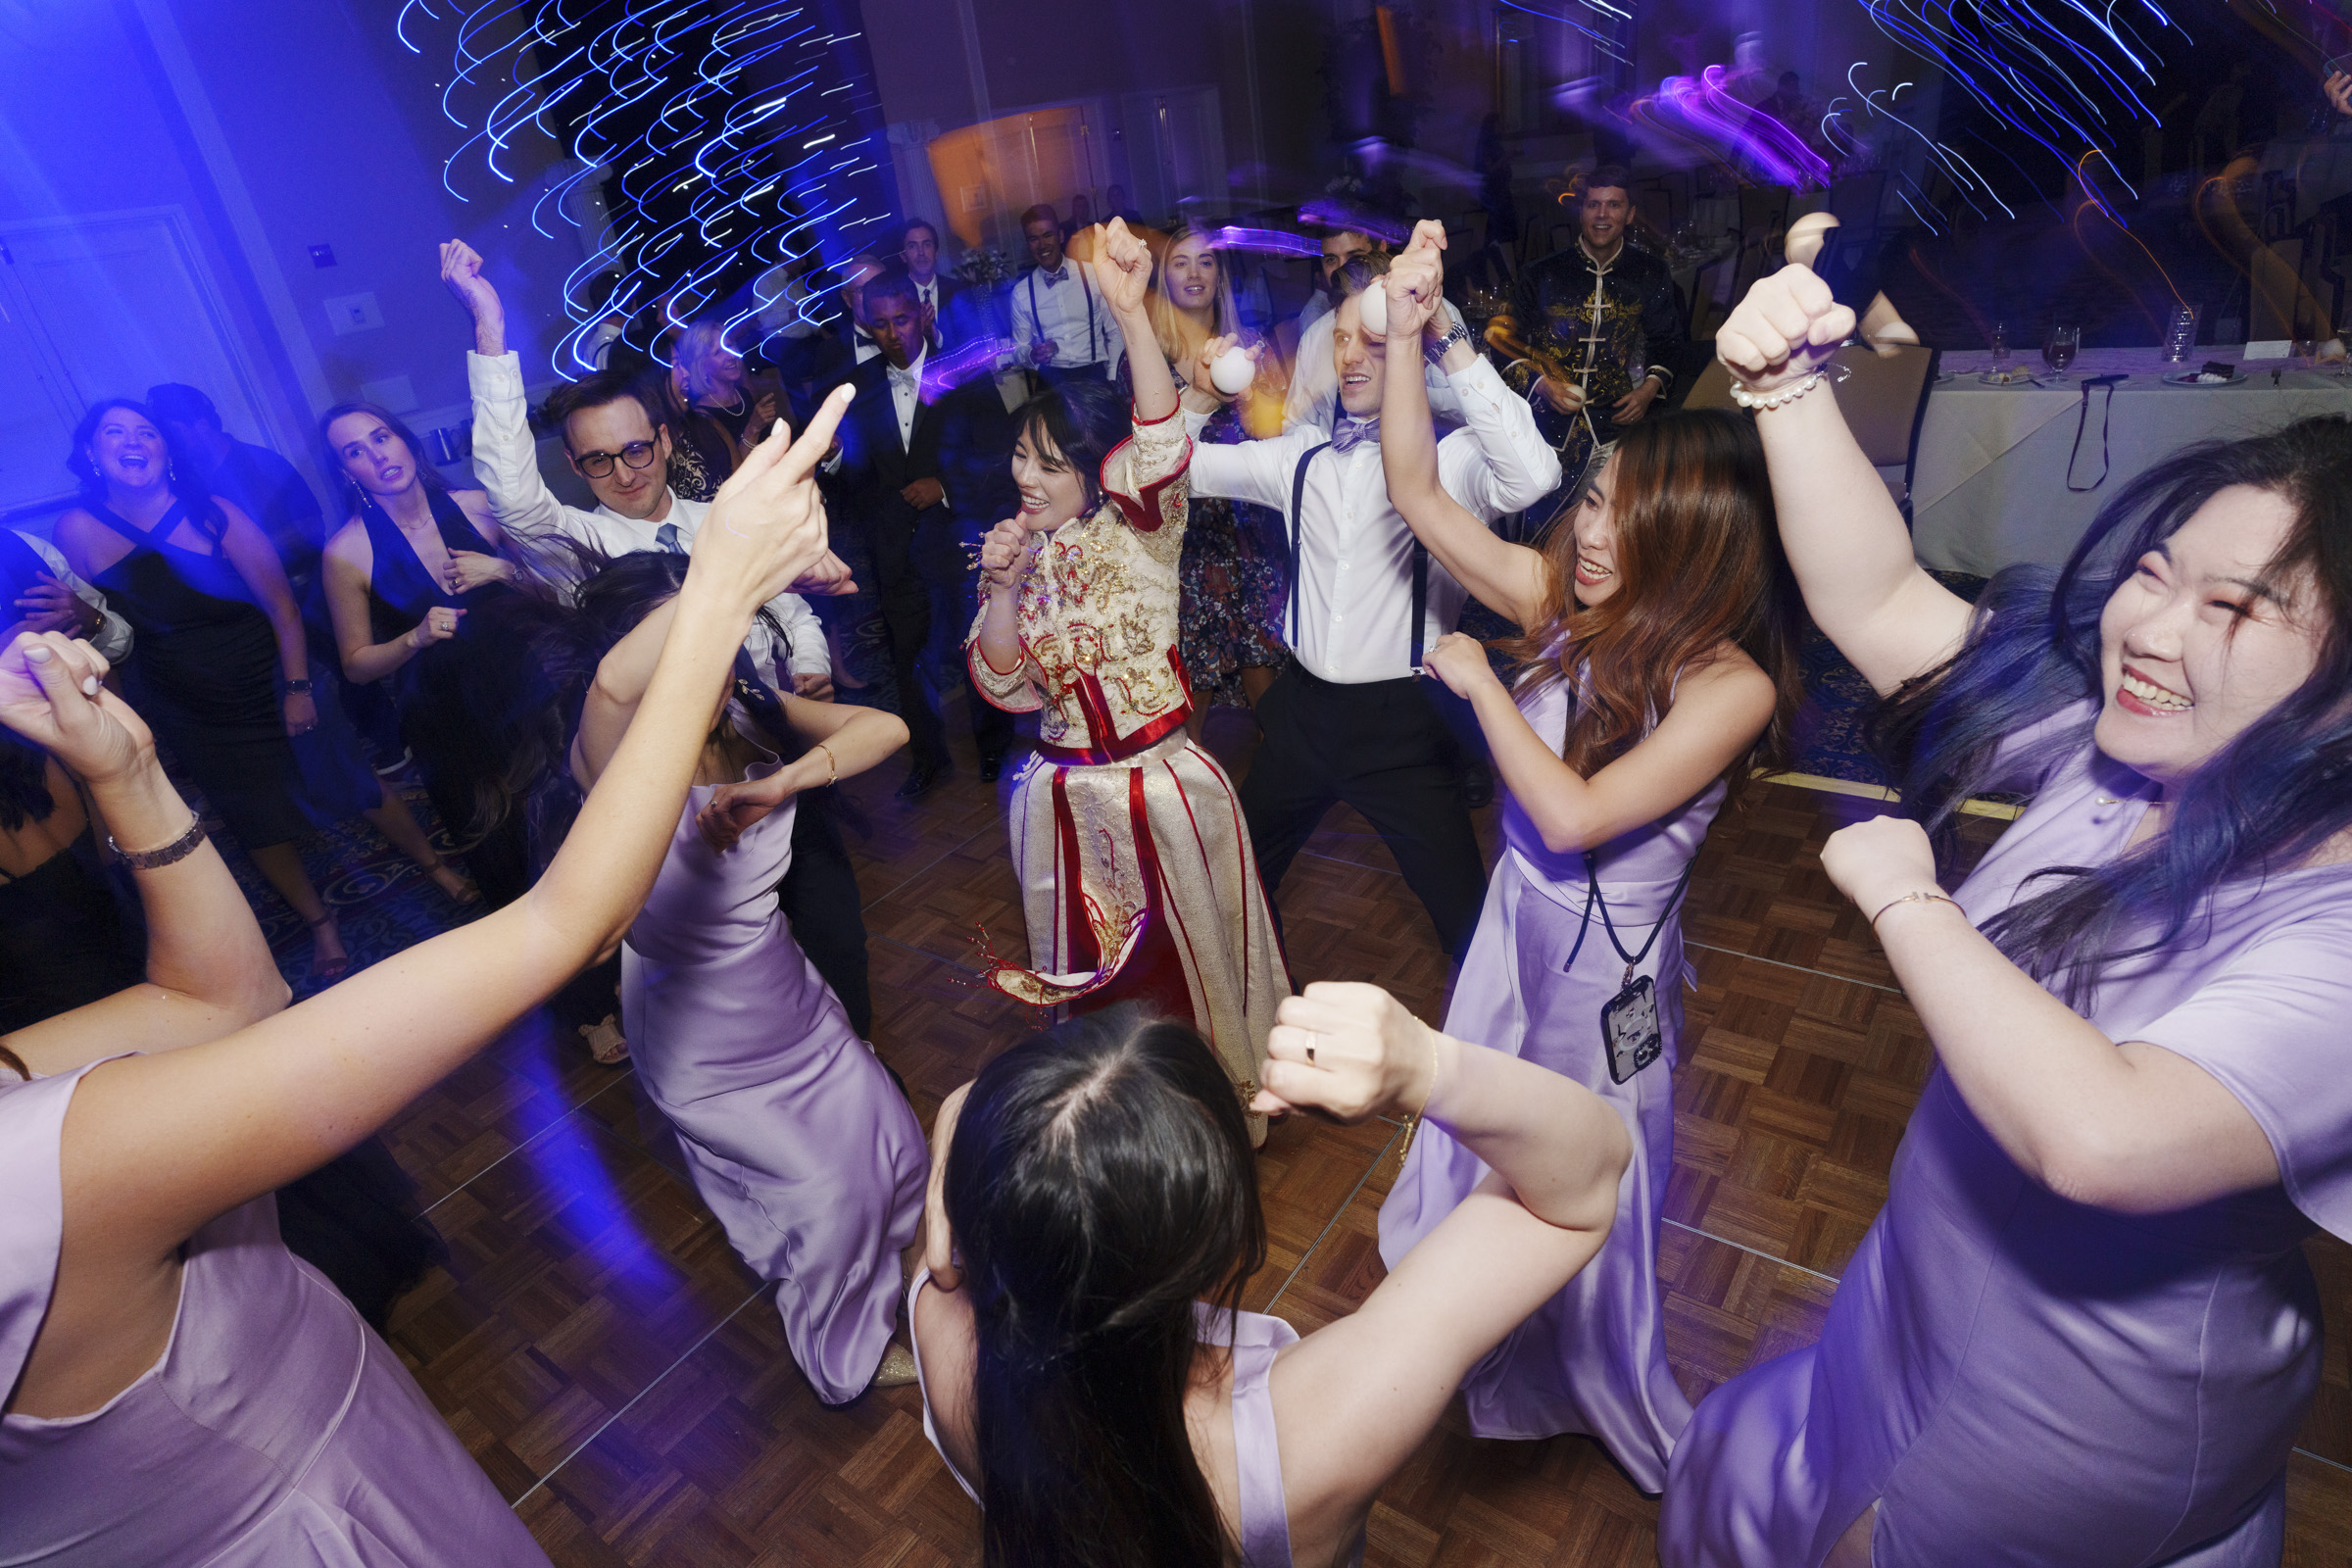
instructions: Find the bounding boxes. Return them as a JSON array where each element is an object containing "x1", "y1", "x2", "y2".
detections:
[{"x1": 1424, "y1": 321, "x2": 1472, "y2": 363}]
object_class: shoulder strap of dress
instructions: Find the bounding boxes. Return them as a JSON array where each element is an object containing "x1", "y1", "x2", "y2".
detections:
[
  {"x1": 1210, "y1": 1303, "x2": 1300, "y2": 1568},
  {"x1": 0, "y1": 1064, "x2": 108, "y2": 1401},
  {"x1": 76, "y1": 502, "x2": 149, "y2": 543}
]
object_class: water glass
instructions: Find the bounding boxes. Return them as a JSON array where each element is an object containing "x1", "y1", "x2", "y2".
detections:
[
  {"x1": 2042, "y1": 324, "x2": 2081, "y2": 382},
  {"x1": 1989, "y1": 321, "x2": 2011, "y2": 368},
  {"x1": 2162, "y1": 304, "x2": 2199, "y2": 363}
]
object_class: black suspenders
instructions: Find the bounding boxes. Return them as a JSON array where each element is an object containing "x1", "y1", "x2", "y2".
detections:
[
  {"x1": 1286, "y1": 441, "x2": 1431, "y2": 673},
  {"x1": 1026, "y1": 268, "x2": 1101, "y2": 365}
]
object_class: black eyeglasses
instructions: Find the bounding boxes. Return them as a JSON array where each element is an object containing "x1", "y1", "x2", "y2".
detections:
[{"x1": 573, "y1": 441, "x2": 658, "y2": 478}]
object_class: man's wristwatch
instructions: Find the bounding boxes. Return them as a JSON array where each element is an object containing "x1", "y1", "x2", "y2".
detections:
[
  {"x1": 1425, "y1": 321, "x2": 1472, "y2": 363},
  {"x1": 283, "y1": 677, "x2": 314, "y2": 694}
]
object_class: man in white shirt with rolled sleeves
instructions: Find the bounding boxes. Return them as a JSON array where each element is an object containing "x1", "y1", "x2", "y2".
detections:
[
  {"x1": 1183, "y1": 225, "x2": 1559, "y2": 961},
  {"x1": 437, "y1": 238, "x2": 883, "y2": 1034}
]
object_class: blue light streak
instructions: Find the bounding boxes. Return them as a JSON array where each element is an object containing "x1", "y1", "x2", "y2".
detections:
[{"x1": 410, "y1": 0, "x2": 891, "y2": 378}]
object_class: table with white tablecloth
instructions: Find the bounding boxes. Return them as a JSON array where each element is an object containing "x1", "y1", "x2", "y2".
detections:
[{"x1": 1907, "y1": 347, "x2": 2350, "y2": 577}]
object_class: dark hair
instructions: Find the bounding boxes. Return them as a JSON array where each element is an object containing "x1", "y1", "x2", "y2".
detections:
[
  {"x1": 144, "y1": 382, "x2": 220, "y2": 428},
  {"x1": 1872, "y1": 416, "x2": 2352, "y2": 1003},
  {"x1": 861, "y1": 270, "x2": 919, "y2": 316},
  {"x1": 945, "y1": 1006, "x2": 1265, "y2": 1568},
  {"x1": 544, "y1": 372, "x2": 668, "y2": 453},
  {"x1": 318, "y1": 402, "x2": 452, "y2": 514},
  {"x1": 66, "y1": 399, "x2": 226, "y2": 544},
  {"x1": 0, "y1": 728, "x2": 55, "y2": 834},
  {"x1": 1020, "y1": 204, "x2": 1059, "y2": 232},
  {"x1": 902, "y1": 219, "x2": 941, "y2": 247},
  {"x1": 446, "y1": 547, "x2": 800, "y2": 867},
  {"x1": 1584, "y1": 165, "x2": 1633, "y2": 197},
  {"x1": 1500, "y1": 409, "x2": 1802, "y2": 808},
  {"x1": 1012, "y1": 381, "x2": 1129, "y2": 517}
]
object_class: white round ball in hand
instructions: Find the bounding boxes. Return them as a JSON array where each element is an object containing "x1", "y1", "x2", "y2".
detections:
[
  {"x1": 1210, "y1": 346, "x2": 1255, "y2": 397},
  {"x1": 1356, "y1": 280, "x2": 1389, "y2": 337}
]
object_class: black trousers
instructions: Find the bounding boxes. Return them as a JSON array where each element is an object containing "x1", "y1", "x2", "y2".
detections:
[
  {"x1": 780, "y1": 787, "x2": 873, "y2": 1038},
  {"x1": 870, "y1": 511, "x2": 1013, "y2": 768},
  {"x1": 1238, "y1": 664, "x2": 1488, "y2": 961}
]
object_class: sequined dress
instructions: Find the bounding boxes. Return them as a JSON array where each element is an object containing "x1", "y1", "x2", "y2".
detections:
[{"x1": 964, "y1": 406, "x2": 1286, "y2": 1122}]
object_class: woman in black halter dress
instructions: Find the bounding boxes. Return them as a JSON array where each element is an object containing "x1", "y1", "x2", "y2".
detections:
[
  {"x1": 320, "y1": 402, "x2": 538, "y2": 909},
  {"x1": 51, "y1": 400, "x2": 470, "y2": 983}
]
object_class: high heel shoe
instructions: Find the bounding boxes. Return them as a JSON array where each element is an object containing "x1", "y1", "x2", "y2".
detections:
[
  {"x1": 869, "y1": 1342, "x2": 919, "y2": 1390},
  {"x1": 423, "y1": 858, "x2": 483, "y2": 906}
]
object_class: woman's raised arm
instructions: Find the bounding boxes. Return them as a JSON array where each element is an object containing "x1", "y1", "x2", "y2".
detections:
[
  {"x1": 1378, "y1": 231, "x2": 1552, "y2": 629},
  {"x1": 0, "y1": 634, "x2": 287, "y2": 1079},
  {"x1": 1260, "y1": 984, "x2": 1630, "y2": 1531},
  {"x1": 1716, "y1": 266, "x2": 1970, "y2": 694},
  {"x1": 1091, "y1": 219, "x2": 1175, "y2": 424}
]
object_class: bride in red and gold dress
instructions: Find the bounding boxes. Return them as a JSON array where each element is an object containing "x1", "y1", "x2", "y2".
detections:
[{"x1": 967, "y1": 218, "x2": 1286, "y2": 1139}]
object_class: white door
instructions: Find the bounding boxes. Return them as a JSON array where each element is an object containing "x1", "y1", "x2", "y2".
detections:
[{"x1": 0, "y1": 208, "x2": 270, "y2": 517}]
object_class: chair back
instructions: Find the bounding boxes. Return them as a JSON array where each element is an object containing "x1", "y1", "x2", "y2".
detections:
[{"x1": 1679, "y1": 343, "x2": 1937, "y2": 504}]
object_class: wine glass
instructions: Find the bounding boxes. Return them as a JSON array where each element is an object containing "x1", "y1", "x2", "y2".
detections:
[
  {"x1": 2042, "y1": 324, "x2": 2081, "y2": 383},
  {"x1": 1989, "y1": 320, "x2": 2011, "y2": 370}
]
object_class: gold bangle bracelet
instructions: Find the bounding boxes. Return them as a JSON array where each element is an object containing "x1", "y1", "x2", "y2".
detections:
[
  {"x1": 814, "y1": 742, "x2": 838, "y2": 788},
  {"x1": 1869, "y1": 890, "x2": 1963, "y2": 929}
]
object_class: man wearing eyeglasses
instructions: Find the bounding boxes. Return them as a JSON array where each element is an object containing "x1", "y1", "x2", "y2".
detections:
[{"x1": 439, "y1": 239, "x2": 883, "y2": 1034}]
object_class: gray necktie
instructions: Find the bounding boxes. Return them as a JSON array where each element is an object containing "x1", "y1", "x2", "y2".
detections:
[{"x1": 655, "y1": 522, "x2": 684, "y2": 554}]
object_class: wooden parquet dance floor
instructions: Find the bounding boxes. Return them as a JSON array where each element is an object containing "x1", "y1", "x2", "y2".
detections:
[{"x1": 371, "y1": 703, "x2": 2352, "y2": 1566}]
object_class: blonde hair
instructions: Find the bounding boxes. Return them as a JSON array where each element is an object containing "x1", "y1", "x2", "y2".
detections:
[{"x1": 1145, "y1": 223, "x2": 1286, "y2": 437}]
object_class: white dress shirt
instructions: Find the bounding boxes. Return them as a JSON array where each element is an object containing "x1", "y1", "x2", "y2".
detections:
[
  {"x1": 889, "y1": 345, "x2": 928, "y2": 447},
  {"x1": 910, "y1": 275, "x2": 954, "y2": 346},
  {"x1": 13, "y1": 531, "x2": 134, "y2": 663},
  {"x1": 1010, "y1": 263, "x2": 1109, "y2": 370},
  {"x1": 1187, "y1": 356, "x2": 1559, "y2": 684},
  {"x1": 466, "y1": 350, "x2": 828, "y2": 688},
  {"x1": 1283, "y1": 298, "x2": 1470, "y2": 435}
]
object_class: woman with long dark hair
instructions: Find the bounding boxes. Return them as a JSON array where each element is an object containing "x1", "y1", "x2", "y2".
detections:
[
  {"x1": 318, "y1": 401, "x2": 530, "y2": 906},
  {"x1": 968, "y1": 219, "x2": 1287, "y2": 1140},
  {"x1": 538, "y1": 543, "x2": 926, "y2": 1399},
  {"x1": 0, "y1": 405, "x2": 846, "y2": 1566},
  {"x1": 911, "y1": 984, "x2": 1632, "y2": 1568},
  {"x1": 51, "y1": 400, "x2": 465, "y2": 981},
  {"x1": 1662, "y1": 266, "x2": 2352, "y2": 1565},
  {"x1": 1367, "y1": 240, "x2": 1802, "y2": 1491}
]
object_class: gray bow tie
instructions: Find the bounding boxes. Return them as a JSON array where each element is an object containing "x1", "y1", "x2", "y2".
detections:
[{"x1": 1330, "y1": 416, "x2": 1381, "y2": 454}]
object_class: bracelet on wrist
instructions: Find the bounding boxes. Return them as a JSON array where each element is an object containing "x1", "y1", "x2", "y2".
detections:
[
  {"x1": 283, "y1": 677, "x2": 314, "y2": 694},
  {"x1": 1869, "y1": 889, "x2": 1963, "y2": 929},
  {"x1": 110, "y1": 814, "x2": 208, "y2": 871},
  {"x1": 814, "y1": 742, "x2": 838, "y2": 788}
]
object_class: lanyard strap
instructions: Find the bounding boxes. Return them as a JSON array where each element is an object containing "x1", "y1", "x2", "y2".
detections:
[
  {"x1": 1583, "y1": 850, "x2": 1699, "y2": 978},
  {"x1": 2066, "y1": 378, "x2": 2117, "y2": 492}
]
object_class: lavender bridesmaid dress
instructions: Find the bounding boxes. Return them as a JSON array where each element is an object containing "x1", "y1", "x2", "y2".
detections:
[
  {"x1": 1, "y1": 1062, "x2": 549, "y2": 1566},
  {"x1": 907, "y1": 1272, "x2": 1367, "y2": 1567},
  {"x1": 1662, "y1": 722, "x2": 2352, "y2": 1566},
  {"x1": 620, "y1": 758, "x2": 926, "y2": 1406},
  {"x1": 1378, "y1": 670, "x2": 1715, "y2": 1492}
]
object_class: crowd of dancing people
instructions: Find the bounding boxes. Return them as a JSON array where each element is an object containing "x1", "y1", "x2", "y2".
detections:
[{"x1": 6, "y1": 171, "x2": 2352, "y2": 1568}]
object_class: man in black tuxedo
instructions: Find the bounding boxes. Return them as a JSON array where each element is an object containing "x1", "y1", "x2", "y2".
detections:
[{"x1": 831, "y1": 270, "x2": 1018, "y2": 798}]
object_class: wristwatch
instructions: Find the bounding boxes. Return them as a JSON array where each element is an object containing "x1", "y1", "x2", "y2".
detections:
[
  {"x1": 283, "y1": 677, "x2": 314, "y2": 694},
  {"x1": 1425, "y1": 320, "x2": 1472, "y2": 363}
]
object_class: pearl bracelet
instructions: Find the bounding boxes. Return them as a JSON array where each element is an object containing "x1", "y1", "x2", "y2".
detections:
[{"x1": 1727, "y1": 371, "x2": 1826, "y2": 412}]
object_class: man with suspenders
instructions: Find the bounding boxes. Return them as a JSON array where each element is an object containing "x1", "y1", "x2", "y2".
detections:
[
  {"x1": 1011, "y1": 205, "x2": 1112, "y2": 387},
  {"x1": 1182, "y1": 227, "x2": 1559, "y2": 960}
]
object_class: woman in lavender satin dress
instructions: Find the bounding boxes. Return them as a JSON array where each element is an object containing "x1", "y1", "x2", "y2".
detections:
[
  {"x1": 565, "y1": 553, "x2": 925, "y2": 1402},
  {"x1": 0, "y1": 402, "x2": 850, "y2": 1566},
  {"x1": 1662, "y1": 267, "x2": 2352, "y2": 1565},
  {"x1": 1368, "y1": 235, "x2": 1802, "y2": 1492},
  {"x1": 908, "y1": 986, "x2": 1632, "y2": 1568}
]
